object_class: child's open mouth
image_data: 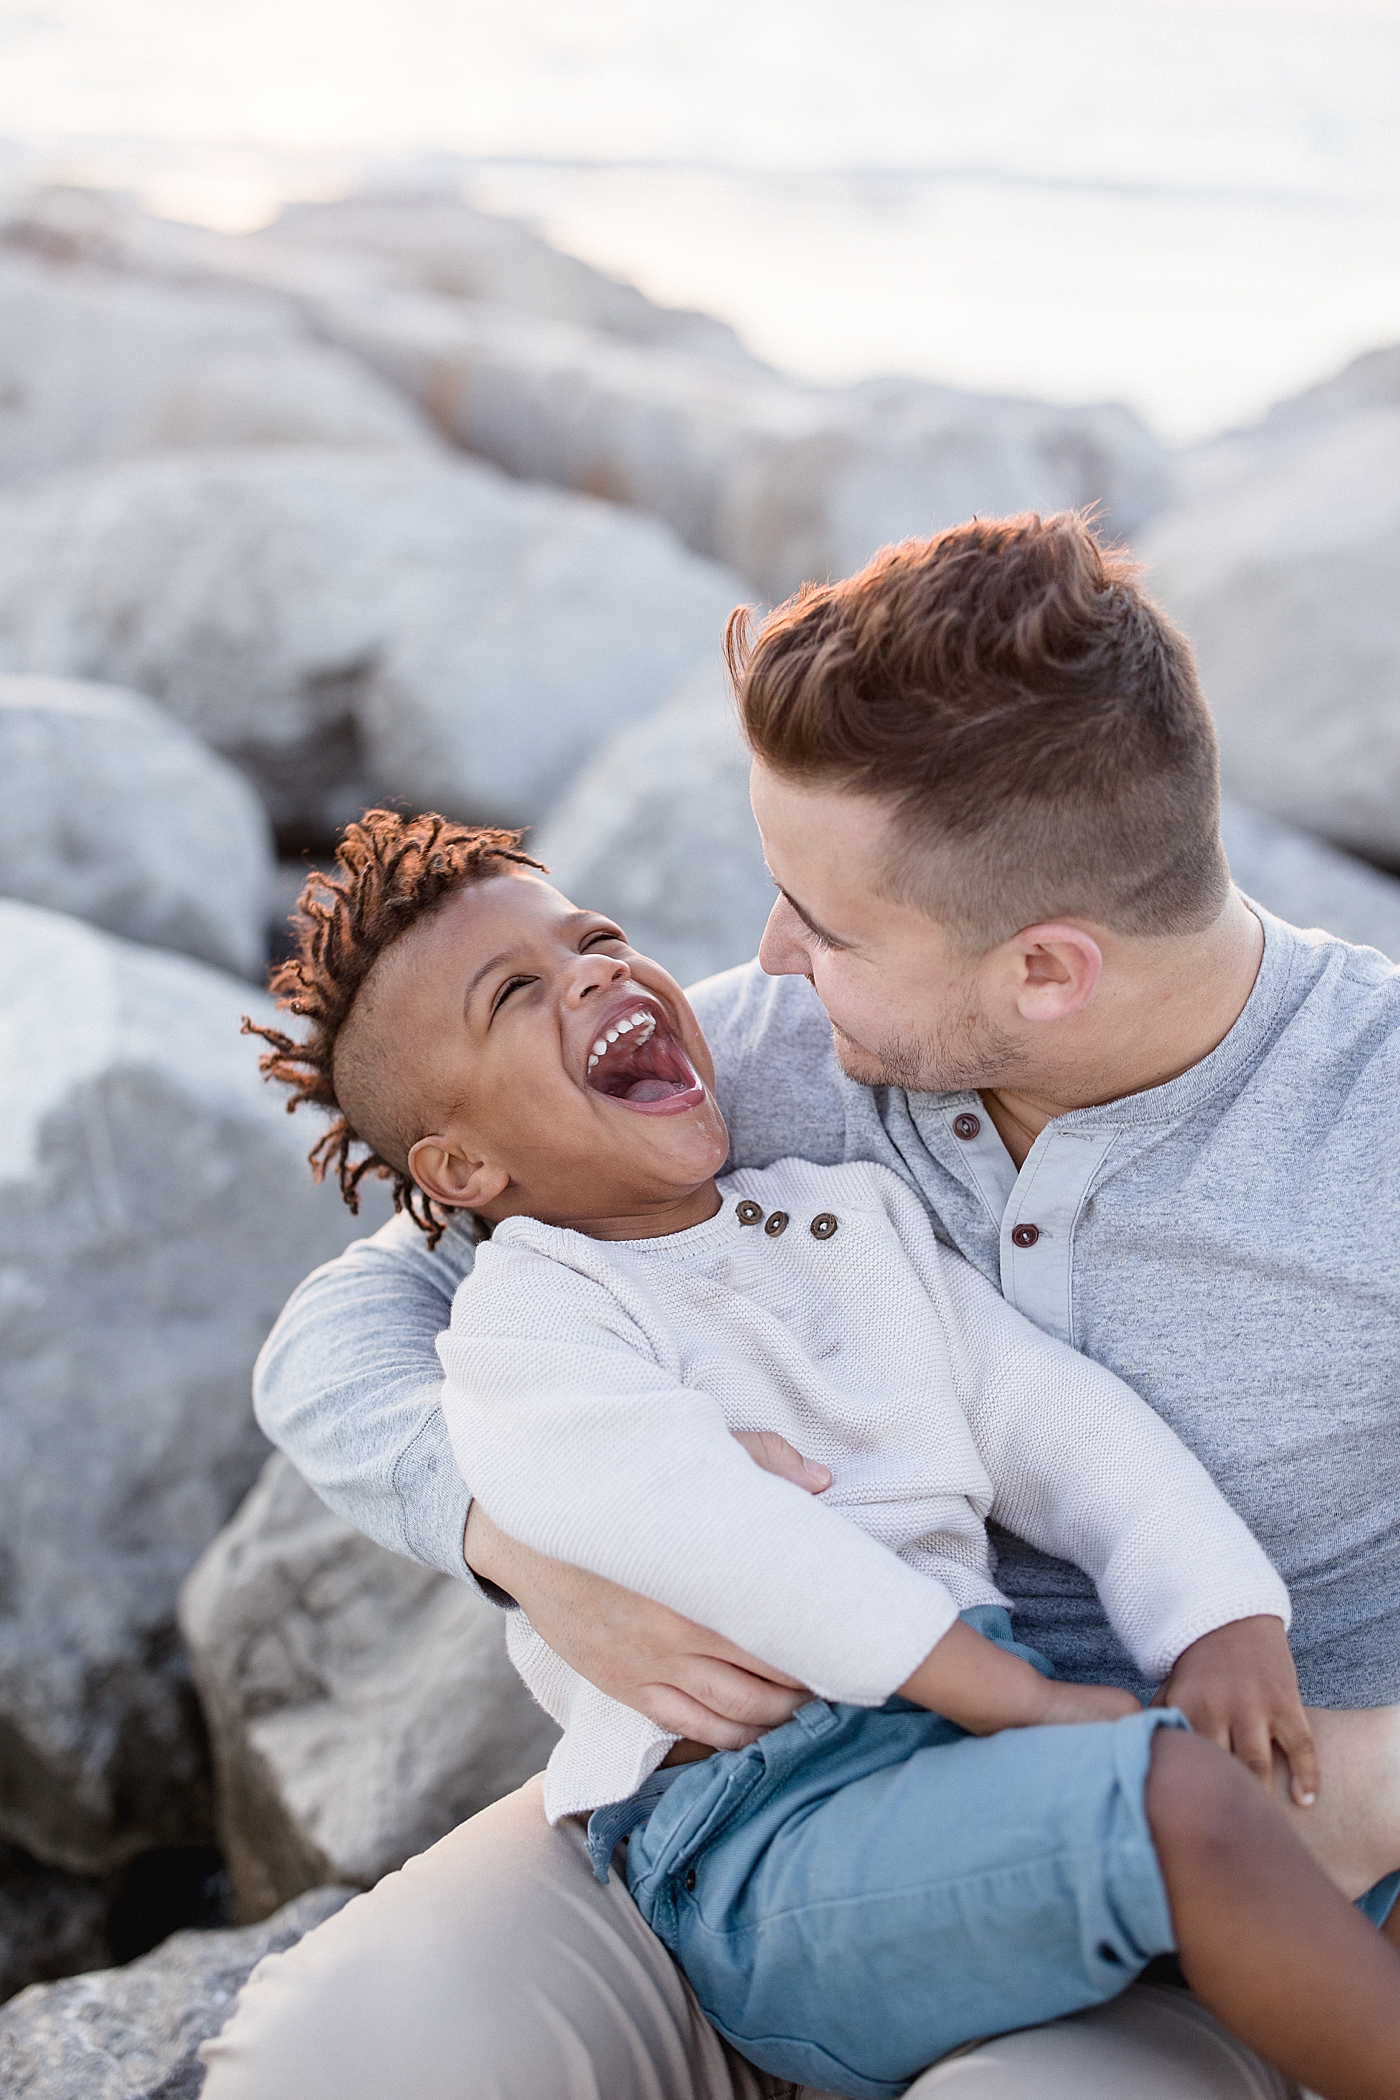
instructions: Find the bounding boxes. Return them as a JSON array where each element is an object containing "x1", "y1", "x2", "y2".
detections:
[{"x1": 584, "y1": 1001, "x2": 706, "y2": 1116}]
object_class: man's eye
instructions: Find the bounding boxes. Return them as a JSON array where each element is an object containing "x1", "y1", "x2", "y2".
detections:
[{"x1": 491, "y1": 976, "x2": 533, "y2": 1015}]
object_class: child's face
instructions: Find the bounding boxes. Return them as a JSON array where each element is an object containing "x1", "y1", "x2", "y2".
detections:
[{"x1": 368, "y1": 868, "x2": 730, "y2": 1233}]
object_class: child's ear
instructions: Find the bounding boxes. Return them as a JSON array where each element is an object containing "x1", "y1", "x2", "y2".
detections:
[{"x1": 407, "y1": 1137, "x2": 508, "y2": 1214}]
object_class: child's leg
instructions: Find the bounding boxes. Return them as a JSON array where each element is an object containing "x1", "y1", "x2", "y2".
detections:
[{"x1": 1145, "y1": 1728, "x2": 1400, "y2": 2100}]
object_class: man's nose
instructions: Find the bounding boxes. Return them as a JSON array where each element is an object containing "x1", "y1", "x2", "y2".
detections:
[{"x1": 758, "y1": 896, "x2": 810, "y2": 978}]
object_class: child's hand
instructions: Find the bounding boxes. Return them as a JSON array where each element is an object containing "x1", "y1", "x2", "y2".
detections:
[
  {"x1": 731, "y1": 1430, "x2": 832, "y2": 1494},
  {"x1": 1152, "y1": 1616, "x2": 1319, "y2": 1807}
]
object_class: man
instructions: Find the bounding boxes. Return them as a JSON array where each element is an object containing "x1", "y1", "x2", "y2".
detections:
[{"x1": 202, "y1": 513, "x2": 1400, "y2": 2100}]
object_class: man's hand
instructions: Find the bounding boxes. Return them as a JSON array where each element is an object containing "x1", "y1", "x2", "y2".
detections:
[
  {"x1": 1153, "y1": 1615, "x2": 1319, "y2": 1806},
  {"x1": 463, "y1": 1430, "x2": 827, "y2": 1751}
]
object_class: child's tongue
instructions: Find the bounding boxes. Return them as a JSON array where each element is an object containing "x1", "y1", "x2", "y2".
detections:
[{"x1": 625, "y1": 1077, "x2": 682, "y2": 1102}]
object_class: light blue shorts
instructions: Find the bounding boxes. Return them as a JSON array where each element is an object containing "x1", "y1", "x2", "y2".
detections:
[{"x1": 605, "y1": 1608, "x2": 1186, "y2": 2099}]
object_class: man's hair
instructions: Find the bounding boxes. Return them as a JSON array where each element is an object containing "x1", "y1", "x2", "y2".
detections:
[
  {"x1": 727, "y1": 510, "x2": 1230, "y2": 950},
  {"x1": 243, "y1": 809, "x2": 542, "y2": 1246}
]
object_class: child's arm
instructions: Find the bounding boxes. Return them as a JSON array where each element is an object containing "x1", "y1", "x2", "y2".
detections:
[
  {"x1": 897, "y1": 1615, "x2": 1139, "y2": 1729},
  {"x1": 903, "y1": 1220, "x2": 1317, "y2": 1793}
]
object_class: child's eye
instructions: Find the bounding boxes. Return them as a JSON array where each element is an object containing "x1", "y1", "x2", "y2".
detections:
[
  {"x1": 491, "y1": 975, "x2": 534, "y2": 1015},
  {"x1": 582, "y1": 928, "x2": 627, "y2": 951}
]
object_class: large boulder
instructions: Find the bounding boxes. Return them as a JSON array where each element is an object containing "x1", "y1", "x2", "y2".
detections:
[
  {"x1": 0, "y1": 446, "x2": 745, "y2": 838},
  {"x1": 0, "y1": 676, "x2": 273, "y2": 978},
  {"x1": 266, "y1": 190, "x2": 756, "y2": 362},
  {"x1": 179, "y1": 1455, "x2": 559, "y2": 1924},
  {"x1": 1142, "y1": 407, "x2": 1400, "y2": 862},
  {"x1": 537, "y1": 690, "x2": 772, "y2": 987},
  {"x1": 312, "y1": 288, "x2": 1165, "y2": 599},
  {"x1": 0, "y1": 1885, "x2": 352, "y2": 2099},
  {"x1": 537, "y1": 695, "x2": 1400, "y2": 987},
  {"x1": 0, "y1": 900, "x2": 387, "y2": 1875},
  {"x1": 0, "y1": 247, "x2": 431, "y2": 484}
]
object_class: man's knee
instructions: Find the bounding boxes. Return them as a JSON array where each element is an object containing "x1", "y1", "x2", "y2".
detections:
[
  {"x1": 200, "y1": 1776, "x2": 753, "y2": 2100},
  {"x1": 906, "y1": 1984, "x2": 1290, "y2": 2098}
]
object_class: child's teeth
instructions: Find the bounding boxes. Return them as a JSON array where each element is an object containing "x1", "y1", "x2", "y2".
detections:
[
  {"x1": 592, "y1": 1038, "x2": 607, "y2": 1057},
  {"x1": 587, "y1": 1054, "x2": 598, "y2": 1070},
  {"x1": 616, "y1": 1019, "x2": 633, "y2": 1033},
  {"x1": 605, "y1": 1029, "x2": 619, "y2": 1042}
]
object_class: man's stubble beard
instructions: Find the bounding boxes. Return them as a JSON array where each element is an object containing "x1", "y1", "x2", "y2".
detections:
[{"x1": 827, "y1": 996, "x2": 1021, "y2": 1097}]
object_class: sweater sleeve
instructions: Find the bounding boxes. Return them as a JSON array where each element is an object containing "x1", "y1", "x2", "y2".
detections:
[
  {"x1": 907, "y1": 1220, "x2": 1291, "y2": 1682},
  {"x1": 437, "y1": 1238, "x2": 960, "y2": 1705}
]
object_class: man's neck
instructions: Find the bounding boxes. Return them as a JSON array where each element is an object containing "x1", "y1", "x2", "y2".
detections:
[{"x1": 981, "y1": 896, "x2": 1265, "y2": 1171}]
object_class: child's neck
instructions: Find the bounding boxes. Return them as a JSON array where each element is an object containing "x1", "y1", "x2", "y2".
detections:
[{"x1": 561, "y1": 1178, "x2": 724, "y2": 1243}]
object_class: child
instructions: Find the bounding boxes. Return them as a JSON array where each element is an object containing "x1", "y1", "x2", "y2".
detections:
[{"x1": 250, "y1": 810, "x2": 1400, "y2": 2100}]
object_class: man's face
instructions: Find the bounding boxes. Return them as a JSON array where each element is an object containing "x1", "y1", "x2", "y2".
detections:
[
  {"x1": 356, "y1": 871, "x2": 730, "y2": 1227},
  {"x1": 749, "y1": 761, "x2": 1019, "y2": 1095}
]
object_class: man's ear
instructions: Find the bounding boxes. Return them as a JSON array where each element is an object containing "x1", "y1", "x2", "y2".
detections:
[
  {"x1": 1005, "y1": 923, "x2": 1103, "y2": 1022},
  {"x1": 407, "y1": 1136, "x2": 509, "y2": 1214}
]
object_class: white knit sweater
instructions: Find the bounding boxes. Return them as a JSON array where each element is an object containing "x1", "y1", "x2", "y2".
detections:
[{"x1": 438, "y1": 1158, "x2": 1290, "y2": 1821}]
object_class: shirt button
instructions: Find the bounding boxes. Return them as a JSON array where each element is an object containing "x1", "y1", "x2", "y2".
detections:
[
  {"x1": 810, "y1": 1213, "x2": 838, "y2": 1240},
  {"x1": 684, "y1": 1869, "x2": 697, "y2": 1892},
  {"x1": 952, "y1": 1112, "x2": 981, "y2": 1141},
  {"x1": 764, "y1": 1211, "x2": 789, "y2": 1237},
  {"x1": 735, "y1": 1200, "x2": 763, "y2": 1226},
  {"x1": 1011, "y1": 1223, "x2": 1040, "y2": 1249}
]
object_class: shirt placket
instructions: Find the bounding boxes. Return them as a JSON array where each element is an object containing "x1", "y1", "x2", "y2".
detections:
[{"x1": 941, "y1": 1104, "x2": 1118, "y2": 1346}]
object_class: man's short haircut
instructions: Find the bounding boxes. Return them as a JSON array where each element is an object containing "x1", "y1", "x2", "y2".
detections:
[
  {"x1": 727, "y1": 510, "x2": 1230, "y2": 951},
  {"x1": 244, "y1": 809, "x2": 542, "y2": 1245}
]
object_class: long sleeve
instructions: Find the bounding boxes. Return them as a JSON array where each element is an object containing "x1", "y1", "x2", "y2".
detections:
[
  {"x1": 253, "y1": 1208, "x2": 479, "y2": 1580},
  {"x1": 437, "y1": 1239, "x2": 960, "y2": 1706},
  {"x1": 903, "y1": 1215, "x2": 1291, "y2": 1681}
]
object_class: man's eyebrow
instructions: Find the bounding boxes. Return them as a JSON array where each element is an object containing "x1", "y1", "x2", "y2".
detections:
[
  {"x1": 779, "y1": 887, "x2": 851, "y2": 950},
  {"x1": 463, "y1": 949, "x2": 515, "y2": 1017}
]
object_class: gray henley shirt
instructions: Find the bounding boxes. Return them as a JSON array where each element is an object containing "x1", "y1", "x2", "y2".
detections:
[{"x1": 253, "y1": 903, "x2": 1400, "y2": 1706}]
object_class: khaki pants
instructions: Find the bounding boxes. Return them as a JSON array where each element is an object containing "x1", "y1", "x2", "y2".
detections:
[{"x1": 200, "y1": 1776, "x2": 1296, "y2": 2100}]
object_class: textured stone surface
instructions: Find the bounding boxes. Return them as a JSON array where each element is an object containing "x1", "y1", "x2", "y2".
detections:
[
  {"x1": 0, "y1": 247, "x2": 429, "y2": 485},
  {"x1": 537, "y1": 690, "x2": 772, "y2": 987},
  {"x1": 0, "y1": 1885, "x2": 352, "y2": 2099},
  {"x1": 315, "y1": 288, "x2": 1165, "y2": 599},
  {"x1": 0, "y1": 446, "x2": 744, "y2": 836},
  {"x1": 0, "y1": 900, "x2": 388, "y2": 1874},
  {"x1": 538, "y1": 694, "x2": 1400, "y2": 986},
  {"x1": 0, "y1": 676, "x2": 274, "y2": 978},
  {"x1": 0, "y1": 1847, "x2": 110, "y2": 2008},
  {"x1": 180, "y1": 1455, "x2": 559, "y2": 1923},
  {"x1": 1143, "y1": 407, "x2": 1400, "y2": 861}
]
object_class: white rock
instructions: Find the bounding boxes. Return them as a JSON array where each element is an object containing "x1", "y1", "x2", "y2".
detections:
[
  {"x1": 538, "y1": 696, "x2": 1400, "y2": 987},
  {"x1": 0, "y1": 675, "x2": 273, "y2": 977},
  {"x1": 0, "y1": 900, "x2": 388, "y2": 1873},
  {"x1": 314, "y1": 288, "x2": 1164, "y2": 600},
  {"x1": 266, "y1": 190, "x2": 756, "y2": 361},
  {"x1": 0, "y1": 1885, "x2": 352, "y2": 2099},
  {"x1": 179, "y1": 1455, "x2": 559, "y2": 1923},
  {"x1": 537, "y1": 691, "x2": 772, "y2": 987},
  {"x1": 1220, "y1": 801, "x2": 1400, "y2": 960},
  {"x1": 1142, "y1": 408, "x2": 1400, "y2": 861},
  {"x1": 0, "y1": 445, "x2": 745, "y2": 836},
  {"x1": 0, "y1": 247, "x2": 432, "y2": 484}
]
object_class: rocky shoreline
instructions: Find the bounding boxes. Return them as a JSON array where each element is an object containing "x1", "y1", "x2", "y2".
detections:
[{"x1": 1, "y1": 179, "x2": 1397, "y2": 2091}]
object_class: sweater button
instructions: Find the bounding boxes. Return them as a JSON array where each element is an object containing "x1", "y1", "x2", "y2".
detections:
[
  {"x1": 1011, "y1": 1223, "x2": 1040, "y2": 1249},
  {"x1": 953, "y1": 1112, "x2": 981, "y2": 1140},
  {"x1": 684, "y1": 1869, "x2": 697, "y2": 1892},
  {"x1": 810, "y1": 1213, "x2": 838, "y2": 1240},
  {"x1": 735, "y1": 1200, "x2": 763, "y2": 1226},
  {"x1": 764, "y1": 1211, "x2": 789, "y2": 1237}
]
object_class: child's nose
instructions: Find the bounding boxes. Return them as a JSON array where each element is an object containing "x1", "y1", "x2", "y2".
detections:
[{"x1": 566, "y1": 954, "x2": 631, "y2": 1003}]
